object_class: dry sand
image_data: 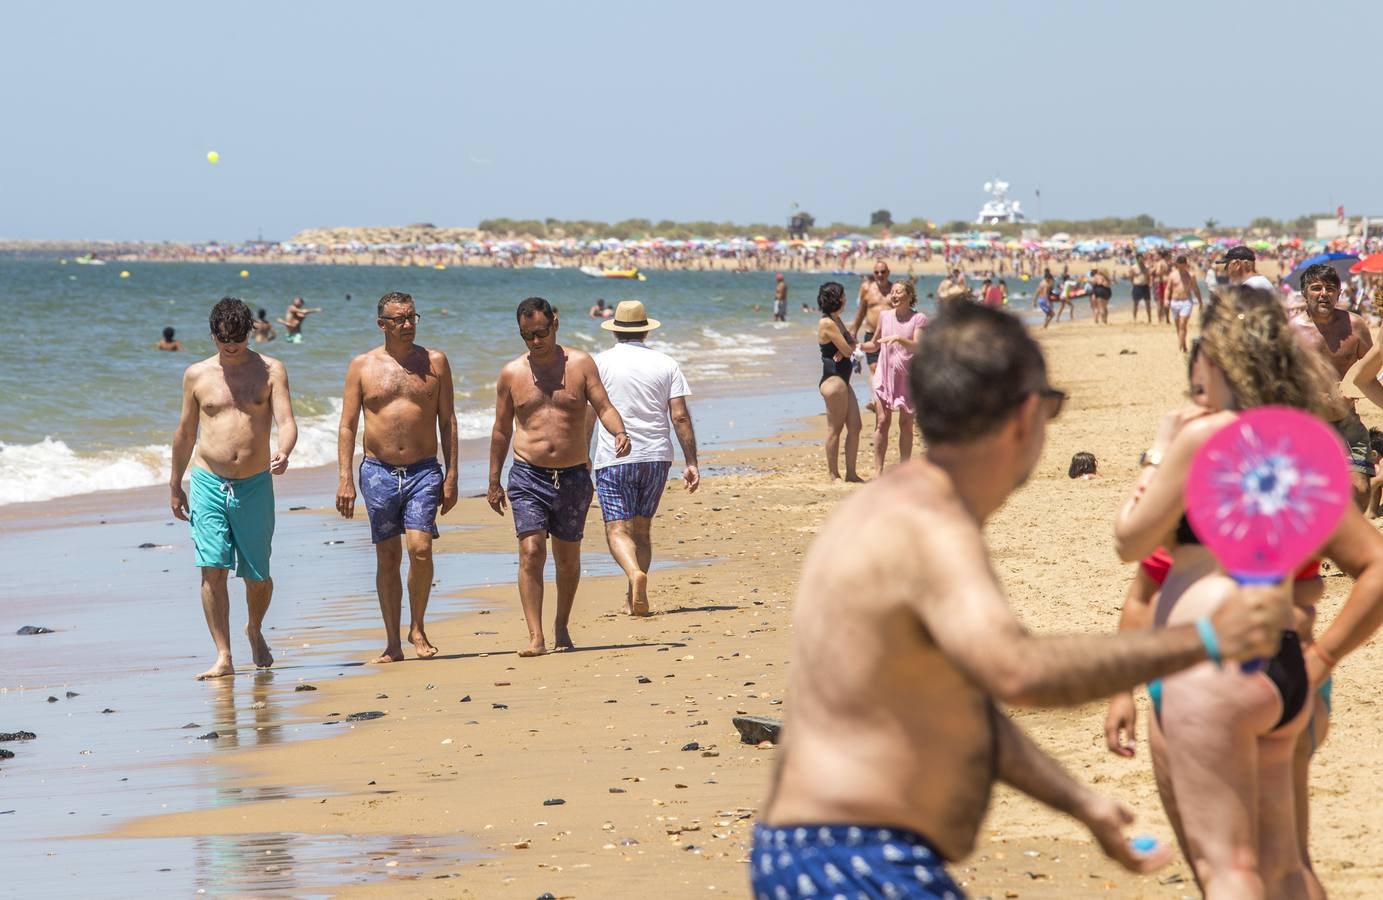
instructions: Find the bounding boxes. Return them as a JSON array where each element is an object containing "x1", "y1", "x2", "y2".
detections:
[{"x1": 112, "y1": 317, "x2": 1382, "y2": 897}]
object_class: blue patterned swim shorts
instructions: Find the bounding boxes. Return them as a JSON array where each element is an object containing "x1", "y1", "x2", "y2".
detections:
[
  {"x1": 507, "y1": 459, "x2": 594, "y2": 542},
  {"x1": 595, "y1": 460, "x2": 672, "y2": 522},
  {"x1": 358, "y1": 457, "x2": 442, "y2": 544},
  {"x1": 750, "y1": 823, "x2": 965, "y2": 900}
]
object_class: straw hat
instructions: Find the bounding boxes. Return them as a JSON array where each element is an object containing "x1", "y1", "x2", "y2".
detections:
[{"x1": 600, "y1": 299, "x2": 661, "y2": 333}]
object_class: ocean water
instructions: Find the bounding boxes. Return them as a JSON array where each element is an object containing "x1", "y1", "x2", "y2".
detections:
[{"x1": 0, "y1": 259, "x2": 994, "y2": 505}]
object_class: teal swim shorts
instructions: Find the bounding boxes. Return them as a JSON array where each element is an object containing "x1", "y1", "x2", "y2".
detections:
[{"x1": 189, "y1": 467, "x2": 274, "y2": 580}]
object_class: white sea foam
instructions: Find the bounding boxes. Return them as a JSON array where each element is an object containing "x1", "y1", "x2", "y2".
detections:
[{"x1": 0, "y1": 399, "x2": 496, "y2": 506}]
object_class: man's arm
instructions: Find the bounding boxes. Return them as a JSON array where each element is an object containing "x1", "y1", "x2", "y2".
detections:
[
  {"x1": 169, "y1": 368, "x2": 200, "y2": 521},
  {"x1": 583, "y1": 358, "x2": 630, "y2": 457},
  {"x1": 992, "y1": 707, "x2": 1169, "y2": 874},
  {"x1": 913, "y1": 510, "x2": 1286, "y2": 707},
  {"x1": 435, "y1": 352, "x2": 459, "y2": 515},
  {"x1": 335, "y1": 357, "x2": 364, "y2": 518},
  {"x1": 487, "y1": 369, "x2": 516, "y2": 513},
  {"x1": 1350, "y1": 324, "x2": 1383, "y2": 411},
  {"x1": 848, "y1": 286, "x2": 868, "y2": 336},
  {"x1": 669, "y1": 396, "x2": 699, "y2": 493},
  {"x1": 268, "y1": 360, "x2": 297, "y2": 474},
  {"x1": 1314, "y1": 509, "x2": 1383, "y2": 673}
]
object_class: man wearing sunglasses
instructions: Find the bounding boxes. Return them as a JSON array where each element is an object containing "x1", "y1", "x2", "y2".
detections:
[
  {"x1": 752, "y1": 303, "x2": 1289, "y2": 898},
  {"x1": 488, "y1": 297, "x2": 630, "y2": 657},
  {"x1": 169, "y1": 297, "x2": 298, "y2": 681},
  {"x1": 336, "y1": 292, "x2": 459, "y2": 663}
]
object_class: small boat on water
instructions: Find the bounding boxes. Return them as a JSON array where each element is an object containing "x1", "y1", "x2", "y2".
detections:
[
  {"x1": 580, "y1": 265, "x2": 646, "y2": 281},
  {"x1": 74, "y1": 254, "x2": 106, "y2": 266},
  {"x1": 531, "y1": 257, "x2": 563, "y2": 270}
]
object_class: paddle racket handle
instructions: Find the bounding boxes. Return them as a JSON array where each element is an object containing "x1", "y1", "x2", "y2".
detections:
[{"x1": 1231, "y1": 572, "x2": 1282, "y2": 674}]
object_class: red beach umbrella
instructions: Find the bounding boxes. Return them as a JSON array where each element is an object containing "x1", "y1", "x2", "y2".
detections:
[{"x1": 1350, "y1": 256, "x2": 1383, "y2": 274}]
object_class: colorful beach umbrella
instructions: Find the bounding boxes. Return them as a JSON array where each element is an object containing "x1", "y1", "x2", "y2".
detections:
[
  {"x1": 1286, "y1": 252, "x2": 1358, "y2": 287},
  {"x1": 1350, "y1": 255, "x2": 1383, "y2": 275}
]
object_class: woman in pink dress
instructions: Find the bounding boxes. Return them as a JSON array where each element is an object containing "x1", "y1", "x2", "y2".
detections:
[{"x1": 859, "y1": 281, "x2": 927, "y2": 474}]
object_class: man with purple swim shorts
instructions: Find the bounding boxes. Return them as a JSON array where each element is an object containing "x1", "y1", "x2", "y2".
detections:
[
  {"x1": 590, "y1": 300, "x2": 700, "y2": 616},
  {"x1": 336, "y1": 292, "x2": 458, "y2": 664},
  {"x1": 488, "y1": 297, "x2": 630, "y2": 657}
]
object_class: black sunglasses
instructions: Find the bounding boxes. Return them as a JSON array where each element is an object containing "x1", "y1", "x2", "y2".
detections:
[{"x1": 1036, "y1": 387, "x2": 1066, "y2": 419}]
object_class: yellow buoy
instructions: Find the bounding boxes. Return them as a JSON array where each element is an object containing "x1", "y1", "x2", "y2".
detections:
[
  {"x1": 119, "y1": 270, "x2": 130, "y2": 279},
  {"x1": 240, "y1": 270, "x2": 249, "y2": 278},
  {"x1": 207, "y1": 150, "x2": 220, "y2": 164},
  {"x1": 433, "y1": 263, "x2": 446, "y2": 270}
]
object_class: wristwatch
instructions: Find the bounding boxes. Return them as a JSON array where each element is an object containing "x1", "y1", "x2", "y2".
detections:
[{"x1": 1138, "y1": 448, "x2": 1163, "y2": 468}]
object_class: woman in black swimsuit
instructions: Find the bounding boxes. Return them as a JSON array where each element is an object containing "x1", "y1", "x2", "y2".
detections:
[
  {"x1": 1112, "y1": 287, "x2": 1348, "y2": 897},
  {"x1": 815, "y1": 281, "x2": 862, "y2": 482}
]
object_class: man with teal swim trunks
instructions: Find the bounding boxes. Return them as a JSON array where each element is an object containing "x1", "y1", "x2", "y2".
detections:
[{"x1": 170, "y1": 297, "x2": 298, "y2": 680}]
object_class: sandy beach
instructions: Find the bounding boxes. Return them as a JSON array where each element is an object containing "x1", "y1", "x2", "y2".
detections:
[{"x1": 82, "y1": 317, "x2": 1381, "y2": 898}]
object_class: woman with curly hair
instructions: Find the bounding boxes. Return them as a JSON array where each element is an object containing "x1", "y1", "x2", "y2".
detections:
[{"x1": 1112, "y1": 286, "x2": 1352, "y2": 897}]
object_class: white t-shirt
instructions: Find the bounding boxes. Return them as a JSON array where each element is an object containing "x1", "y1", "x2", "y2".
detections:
[
  {"x1": 593, "y1": 342, "x2": 691, "y2": 469},
  {"x1": 1241, "y1": 274, "x2": 1277, "y2": 293}
]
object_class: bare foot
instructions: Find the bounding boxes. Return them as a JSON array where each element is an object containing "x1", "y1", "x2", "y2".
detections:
[
  {"x1": 844, "y1": 474, "x2": 866, "y2": 484},
  {"x1": 630, "y1": 598, "x2": 651, "y2": 617},
  {"x1": 518, "y1": 637, "x2": 547, "y2": 658},
  {"x1": 368, "y1": 648, "x2": 405, "y2": 664},
  {"x1": 553, "y1": 626, "x2": 575, "y2": 651},
  {"x1": 195, "y1": 657, "x2": 235, "y2": 680},
  {"x1": 247, "y1": 627, "x2": 274, "y2": 669},
  {"x1": 409, "y1": 627, "x2": 438, "y2": 660}
]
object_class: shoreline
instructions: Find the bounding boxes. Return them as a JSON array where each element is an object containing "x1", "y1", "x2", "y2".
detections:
[{"x1": 8, "y1": 319, "x2": 1380, "y2": 897}]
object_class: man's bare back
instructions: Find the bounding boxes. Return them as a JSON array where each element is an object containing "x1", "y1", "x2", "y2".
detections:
[
  {"x1": 350, "y1": 344, "x2": 450, "y2": 464},
  {"x1": 763, "y1": 463, "x2": 999, "y2": 859},
  {"x1": 499, "y1": 347, "x2": 604, "y2": 468}
]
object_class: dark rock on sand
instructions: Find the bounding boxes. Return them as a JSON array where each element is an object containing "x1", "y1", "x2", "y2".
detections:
[
  {"x1": 181, "y1": 723, "x2": 200, "y2": 729},
  {"x1": 459, "y1": 695, "x2": 472, "y2": 703},
  {"x1": 17, "y1": 626, "x2": 54, "y2": 635},
  {"x1": 46, "y1": 696, "x2": 58, "y2": 703},
  {"x1": 0, "y1": 732, "x2": 36, "y2": 742},
  {"x1": 732, "y1": 715, "x2": 782, "y2": 745},
  {"x1": 0, "y1": 749, "x2": 14, "y2": 760},
  {"x1": 101, "y1": 708, "x2": 116, "y2": 714},
  {"x1": 346, "y1": 711, "x2": 385, "y2": 721},
  {"x1": 608, "y1": 787, "x2": 626, "y2": 793},
  {"x1": 65, "y1": 691, "x2": 79, "y2": 699},
  {"x1": 294, "y1": 684, "x2": 318, "y2": 692},
  {"x1": 289, "y1": 505, "x2": 308, "y2": 511},
  {"x1": 636, "y1": 676, "x2": 652, "y2": 684},
  {"x1": 538, "y1": 893, "x2": 557, "y2": 900},
  {"x1": 542, "y1": 798, "x2": 565, "y2": 806},
  {"x1": 681, "y1": 741, "x2": 700, "y2": 752},
  {"x1": 197, "y1": 732, "x2": 220, "y2": 740}
]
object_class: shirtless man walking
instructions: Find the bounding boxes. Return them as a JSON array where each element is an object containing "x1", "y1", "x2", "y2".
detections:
[
  {"x1": 1288, "y1": 265, "x2": 1375, "y2": 509},
  {"x1": 279, "y1": 296, "x2": 322, "y2": 343},
  {"x1": 751, "y1": 303, "x2": 1287, "y2": 898},
  {"x1": 488, "y1": 297, "x2": 630, "y2": 656},
  {"x1": 336, "y1": 292, "x2": 459, "y2": 663},
  {"x1": 849, "y1": 261, "x2": 894, "y2": 407},
  {"x1": 1165, "y1": 255, "x2": 1203, "y2": 353},
  {"x1": 1152, "y1": 250, "x2": 1172, "y2": 324},
  {"x1": 169, "y1": 297, "x2": 298, "y2": 680},
  {"x1": 1128, "y1": 253, "x2": 1152, "y2": 323}
]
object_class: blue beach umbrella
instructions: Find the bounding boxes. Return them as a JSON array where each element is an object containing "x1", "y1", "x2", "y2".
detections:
[{"x1": 1284, "y1": 252, "x2": 1359, "y2": 290}]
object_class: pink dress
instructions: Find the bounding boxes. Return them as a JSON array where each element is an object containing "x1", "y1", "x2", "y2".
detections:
[{"x1": 871, "y1": 310, "x2": 927, "y2": 414}]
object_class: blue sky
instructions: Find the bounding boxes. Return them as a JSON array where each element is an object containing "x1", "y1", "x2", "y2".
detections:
[{"x1": 3, "y1": 0, "x2": 1378, "y2": 240}]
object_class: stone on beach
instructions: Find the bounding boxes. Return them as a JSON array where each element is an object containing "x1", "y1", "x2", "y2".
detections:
[
  {"x1": 0, "y1": 732, "x2": 36, "y2": 742},
  {"x1": 294, "y1": 684, "x2": 318, "y2": 692},
  {"x1": 346, "y1": 711, "x2": 386, "y2": 721},
  {"x1": 0, "y1": 749, "x2": 13, "y2": 760},
  {"x1": 731, "y1": 715, "x2": 781, "y2": 745},
  {"x1": 16, "y1": 626, "x2": 54, "y2": 635}
]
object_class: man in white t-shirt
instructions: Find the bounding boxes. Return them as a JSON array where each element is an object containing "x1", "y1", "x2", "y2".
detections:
[
  {"x1": 1217, "y1": 245, "x2": 1278, "y2": 293},
  {"x1": 589, "y1": 301, "x2": 700, "y2": 616}
]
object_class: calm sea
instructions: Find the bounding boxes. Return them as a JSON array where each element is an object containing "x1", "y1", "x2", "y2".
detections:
[{"x1": 1, "y1": 260, "x2": 990, "y2": 505}]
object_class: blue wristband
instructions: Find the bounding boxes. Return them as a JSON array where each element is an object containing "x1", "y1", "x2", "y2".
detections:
[{"x1": 1195, "y1": 616, "x2": 1222, "y2": 667}]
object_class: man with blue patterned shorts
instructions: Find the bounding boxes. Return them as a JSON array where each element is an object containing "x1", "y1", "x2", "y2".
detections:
[
  {"x1": 337, "y1": 292, "x2": 458, "y2": 664},
  {"x1": 590, "y1": 300, "x2": 699, "y2": 616},
  {"x1": 488, "y1": 297, "x2": 630, "y2": 657},
  {"x1": 170, "y1": 297, "x2": 298, "y2": 681},
  {"x1": 753, "y1": 304, "x2": 1287, "y2": 898}
]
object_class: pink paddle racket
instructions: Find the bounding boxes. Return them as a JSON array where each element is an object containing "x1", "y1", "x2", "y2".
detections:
[{"x1": 1185, "y1": 407, "x2": 1350, "y2": 669}]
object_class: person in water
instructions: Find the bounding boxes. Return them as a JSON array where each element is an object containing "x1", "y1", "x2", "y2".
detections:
[{"x1": 156, "y1": 327, "x2": 182, "y2": 352}]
